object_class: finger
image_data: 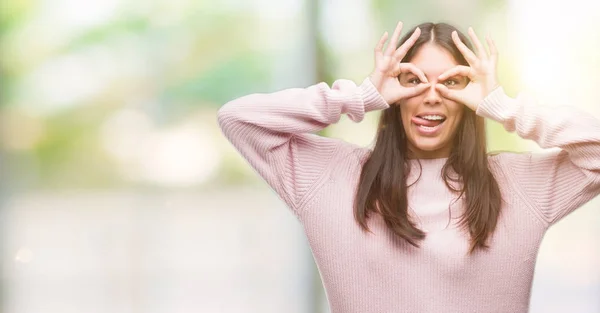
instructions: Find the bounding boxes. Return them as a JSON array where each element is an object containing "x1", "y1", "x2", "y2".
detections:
[
  {"x1": 403, "y1": 83, "x2": 431, "y2": 98},
  {"x1": 395, "y1": 63, "x2": 428, "y2": 83},
  {"x1": 438, "y1": 65, "x2": 472, "y2": 81},
  {"x1": 486, "y1": 35, "x2": 498, "y2": 64},
  {"x1": 434, "y1": 84, "x2": 460, "y2": 102},
  {"x1": 374, "y1": 31, "x2": 388, "y2": 64},
  {"x1": 375, "y1": 31, "x2": 388, "y2": 56},
  {"x1": 393, "y1": 27, "x2": 421, "y2": 61},
  {"x1": 467, "y1": 27, "x2": 487, "y2": 60},
  {"x1": 452, "y1": 31, "x2": 478, "y2": 65},
  {"x1": 385, "y1": 21, "x2": 404, "y2": 56}
]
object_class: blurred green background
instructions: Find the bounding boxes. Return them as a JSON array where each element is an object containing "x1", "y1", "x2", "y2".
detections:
[{"x1": 0, "y1": 0, "x2": 599, "y2": 312}]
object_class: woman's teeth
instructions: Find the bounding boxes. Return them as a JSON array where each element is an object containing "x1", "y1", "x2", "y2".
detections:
[{"x1": 421, "y1": 115, "x2": 445, "y2": 121}]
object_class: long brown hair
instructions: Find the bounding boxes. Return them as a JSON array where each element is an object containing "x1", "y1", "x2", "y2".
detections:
[{"x1": 354, "y1": 22, "x2": 502, "y2": 253}]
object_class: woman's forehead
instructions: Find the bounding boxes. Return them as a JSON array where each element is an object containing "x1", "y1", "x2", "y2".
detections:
[{"x1": 410, "y1": 44, "x2": 459, "y2": 77}]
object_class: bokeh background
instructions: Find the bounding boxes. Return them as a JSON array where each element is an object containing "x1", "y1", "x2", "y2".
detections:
[{"x1": 1, "y1": 0, "x2": 599, "y2": 312}]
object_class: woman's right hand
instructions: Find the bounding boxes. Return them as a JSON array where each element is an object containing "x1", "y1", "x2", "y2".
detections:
[{"x1": 369, "y1": 21, "x2": 430, "y2": 105}]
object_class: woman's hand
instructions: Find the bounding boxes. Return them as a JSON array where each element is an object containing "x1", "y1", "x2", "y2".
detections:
[
  {"x1": 434, "y1": 27, "x2": 500, "y2": 111},
  {"x1": 369, "y1": 21, "x2": 431, "y2": 105}
]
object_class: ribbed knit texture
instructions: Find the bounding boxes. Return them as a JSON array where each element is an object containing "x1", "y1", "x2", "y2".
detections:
[{"x1": 217, "y1": 77, "x2": 600, "y2": 313}]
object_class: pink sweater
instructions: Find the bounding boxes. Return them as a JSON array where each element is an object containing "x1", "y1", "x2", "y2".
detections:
[{"x1": 217, "y1": 77, "x2": 600, "y2": 313}]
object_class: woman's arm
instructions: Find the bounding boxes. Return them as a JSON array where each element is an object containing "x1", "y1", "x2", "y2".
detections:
[
  {"x1": 478, "y1": 87, "x2": 600, "y2": 225},
  {"x1": 433, "y1": 27, "x2": 600, "y2": 225},
  {"x1": 217, "y1": 78, "x2": 389, "y2": 214}
]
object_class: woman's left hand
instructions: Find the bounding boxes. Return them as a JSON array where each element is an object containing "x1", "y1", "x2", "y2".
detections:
[{"x1": 435, "y1": 27, "x2": 500, "y2": 111}]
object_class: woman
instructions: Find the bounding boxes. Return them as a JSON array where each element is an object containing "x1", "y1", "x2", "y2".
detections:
[{"x1": 217, "y1": 21, "x2": 600, "y2": 313}]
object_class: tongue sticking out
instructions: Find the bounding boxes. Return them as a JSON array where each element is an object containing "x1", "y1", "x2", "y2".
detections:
[{"x1": 413, "y1": 116, "x2": 444, "y2": 127}]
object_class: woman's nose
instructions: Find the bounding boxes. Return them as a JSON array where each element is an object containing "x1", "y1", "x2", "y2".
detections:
[{"x1": 424, "y1": 84, "x2": 442, "y2": 105}]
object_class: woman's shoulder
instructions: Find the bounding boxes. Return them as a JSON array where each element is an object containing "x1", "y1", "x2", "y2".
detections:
[
  {"x1": 487, "y1": 148, "x2": 564, "y2": 165},
  {"x1": 349, "y1": 144, "x2": 373, "y2": 165},
  {"x1": 320, "y1": 139, "x2": 372, "y2": 175},
  {"x1": 299, "y1": 134, "x2": 371, "y2": 168},
  {"x1": 487, "y1": 150, "x2": 527, "y2": 174},
  {"x1": 486, "y1": 148, "x2": 566, "y2": 180}
]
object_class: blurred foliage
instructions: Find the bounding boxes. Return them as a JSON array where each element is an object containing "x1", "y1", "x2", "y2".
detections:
[
  {"x1": 0, "y1": 0, "x2": 529, "y2": 189},
  {"x1": 163, "y1": 52, "x2": 269, "y2": 110},
  {"x1": 0, "y1": 0, "x2": 275, "y2": 188},
  {"x1": 62, "y1": 18, "x2": 151, "y2": 52}
]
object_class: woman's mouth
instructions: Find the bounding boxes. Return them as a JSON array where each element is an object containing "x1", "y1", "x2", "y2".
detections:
[{"x1": 411, "y1": 114, "x2": 446, "y2": 136}]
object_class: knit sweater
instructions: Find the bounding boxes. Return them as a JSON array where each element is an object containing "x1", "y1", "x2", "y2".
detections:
[{"x1": 216, "y1": 77, "x2": 600, "y2": 313}]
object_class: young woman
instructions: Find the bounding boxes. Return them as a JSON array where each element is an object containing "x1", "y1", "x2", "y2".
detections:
[{"x1": 217, "y1": 21, "x2": 600, "y2": 313}]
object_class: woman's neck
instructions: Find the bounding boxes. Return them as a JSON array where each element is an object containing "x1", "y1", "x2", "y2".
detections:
[{"x1": 406, "y1": 143, "x2": 452, "y2": 160}]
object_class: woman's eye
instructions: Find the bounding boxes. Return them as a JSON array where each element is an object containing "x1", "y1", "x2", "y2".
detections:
[
  {"x1": 408, "y1": 78, "x2": 421, "y2": 85},
  {"x1": 444, "y1": 80, "x2": 458, "y2": 86}
]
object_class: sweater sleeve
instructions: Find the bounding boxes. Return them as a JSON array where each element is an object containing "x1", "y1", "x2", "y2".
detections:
[
  {"x1": 477, "y1": 87, "x2": 600, "y2": 225},
  {"x1": 217, "y1": 77, "x2": 389, "y2": 214}
]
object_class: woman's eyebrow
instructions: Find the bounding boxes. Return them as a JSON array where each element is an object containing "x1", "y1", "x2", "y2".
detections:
[{"x1": 439, "y1": 74, "x2": 466, "y2": 80}]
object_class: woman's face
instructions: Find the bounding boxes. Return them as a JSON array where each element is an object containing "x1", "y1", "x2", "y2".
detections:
[{"x1": 398, "y1": 43, "x2": 468, "y2": 159}]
